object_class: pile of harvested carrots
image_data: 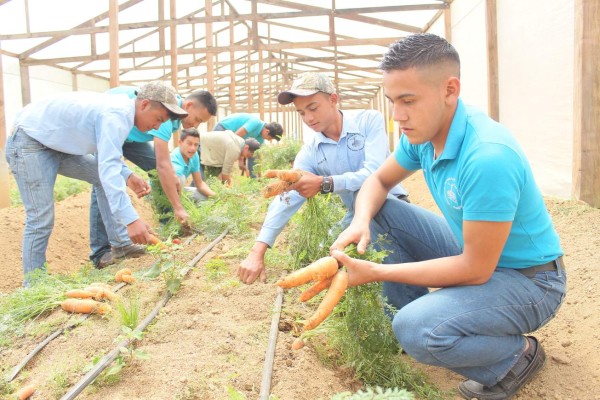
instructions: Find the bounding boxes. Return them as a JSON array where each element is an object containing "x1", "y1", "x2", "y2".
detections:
[
  {"x1": 277, "y1": 256, "x2": 348, "y2": 347},
  {"x1": 262, "y1": 169, "x2": 304, "y2": 198},
  {"x1": 59, "y1": 268, "x2": 135, "y2": 315}
]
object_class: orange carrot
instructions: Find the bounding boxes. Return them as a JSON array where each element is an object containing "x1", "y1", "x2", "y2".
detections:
[
  {"x1": 262, "y1": 180, "x2": 291, "y2": 198},
  {"x1": 65, "y1": 289, "x2": 95, "y2": 299},
  {"x1": 88, "y1": 282, "x2": 113, "y2": 290},
  {"x1": 15, "y1": 384, "x2": 35, "y2": 400},
  {"x1": 263, "y1": 169, "x2": 280, "y2": 179},
  {"x1": 277, "y1": 169, "x2": 303, "y2": 183},
  {"x1": 61, "y1": 299, "x2": 111, "y2": 315},
  {"x1": 277, "y1": 256, "x2": 339, "y2": 289},
  {"x1": 299, "y1": 276, "x2": 334, "y2": 302},
  {"x1": 148, "y1": 234, "x2": 169, "y2": 250},
  {"x1": 291, "y1": 337, "x2": 305, "y2": 350},
  {"x1": 92, "y1": 288, "x2": 117, "y2": 301},
  {"x1": 303, "y1": 269, "x2": 348, "y2": 331},
  {"x1": 121, "y1": 274, "x2": 136, "y2": 284},
  {"x1": 115, "y1": 268, "x2": 133, "y2": 282}
]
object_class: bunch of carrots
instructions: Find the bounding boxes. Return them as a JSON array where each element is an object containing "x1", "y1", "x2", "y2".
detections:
[
  {"x1": 59, "y1": 266, "x2": 136, "y2": 315},
  {"x1": 277, "y1": 256, "x2": 348, "y2": 349},
  {"x1": 262, "y1": 169, "x2": 304, "y2": 198}
]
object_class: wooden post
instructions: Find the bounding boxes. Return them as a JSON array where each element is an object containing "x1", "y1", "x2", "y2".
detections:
[
  {"x1": 485, "y1": 0, "x2": 499, "y2": 121},
  {"x1": 444, "y1": 5, "x2": 452, "y2": 43},
  {"x1": 0, "y1": 52, "x2": 10, "y2": 208},
  {"x1": 19, "y1": 61, "x2": 31, "y2": 106},
  {"x1": 573, "y1": 0, "x2": 600, "y2": 207},
  {"x1": 108, "y1": 0, "x2": 119, "y2": 88},
  {"x1": 229, "y1": 19, "x2": 236, "y2": 113},
  {"x1": 170, "y1": 0, "x2": 180, "y2": 146}
]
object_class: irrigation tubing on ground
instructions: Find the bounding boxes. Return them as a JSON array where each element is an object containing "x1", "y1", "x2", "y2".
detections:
[
  {"x1": 60, "y1": 229, "x2": 229, "y2": 400},
  {"x1": 259, "y1": 286, "x2": 284, "y2": 400},
  {"x1": 9, "y1": 234, "x2": 198, "y2": 382}
]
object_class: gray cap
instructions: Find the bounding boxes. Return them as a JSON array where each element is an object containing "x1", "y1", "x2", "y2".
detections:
[
  {"x1": 137, "y1": 81, "x2": 188, "y2": 118},
  {"x1": 277, "y1": 72, "x2": 336, "y2": 105}
]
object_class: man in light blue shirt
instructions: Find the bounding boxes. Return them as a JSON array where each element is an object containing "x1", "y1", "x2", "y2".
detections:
[
  {"x1": 5, "y1": 81, "x2": 188, "y2": 285},
  {"x1": 330, "y1": 34, "x2": 566, "y2": 400},
  {"x1": 212, "y1": 113, "x2": 283, "y2": 178},
  {"x1": 237, "y1": 72, "x2": 408, "y2": 285},
  {"x1": 89, "y1": 88, "x2": 217, "y2": 268}
]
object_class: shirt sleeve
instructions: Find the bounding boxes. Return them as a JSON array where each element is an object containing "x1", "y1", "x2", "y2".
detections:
[
  {"x1": 95, "y1": 111, "x2": 139, "y2": 226},
  {"x1": 330, "y1": 112, "x2": 390, "y2": 192},
  {"x1": 146, "y1": 120, "x2": 174, "y2": 142},
  {"x1": 256, "y1": 146, "x2": 312, "y2": 246}
]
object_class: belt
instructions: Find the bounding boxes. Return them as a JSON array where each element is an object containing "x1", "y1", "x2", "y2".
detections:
[{"x1": 517, "y1": 256, "x2": 564, "y2": 278}]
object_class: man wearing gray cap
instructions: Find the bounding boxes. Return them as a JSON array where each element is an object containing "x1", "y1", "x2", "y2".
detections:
[
  {"x1": 237, "y1": 71, "x2": 409, "y2": 285},
  {"x1": 5, "y1": 81, "x2": 187, "y2": 285}
]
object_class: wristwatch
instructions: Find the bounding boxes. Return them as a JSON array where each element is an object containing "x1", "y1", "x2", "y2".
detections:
[{"x1": 320, "y1": 176, "x2": 334, "y2": 194}]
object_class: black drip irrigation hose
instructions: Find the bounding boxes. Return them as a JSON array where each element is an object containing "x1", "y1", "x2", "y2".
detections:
[
  {"x1": 60, "y1": 229, "x2": 229, "y2": 400},
  {"x1": 259, "y1": 287, "x2": 284, "y2": 400}
]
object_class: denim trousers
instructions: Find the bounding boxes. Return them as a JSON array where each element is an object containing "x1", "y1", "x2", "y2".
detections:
[
  {"x1": 5, "y1": 129, "x2": 126, "y2": 283},
  {"x1": 89, "y1": 141, "x2": 156, "y2": 263},
  {"x1": 367, "y1": 196, "x2": 567, "y2": 385}
]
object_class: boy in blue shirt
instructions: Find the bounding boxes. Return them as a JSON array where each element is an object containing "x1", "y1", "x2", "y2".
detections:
[
  {"x1": 331, "y1": 34, "x2": 566, "y2": 400},
  {"x1": 171, "y1": 128, "x2": 215, "y2": 202}
]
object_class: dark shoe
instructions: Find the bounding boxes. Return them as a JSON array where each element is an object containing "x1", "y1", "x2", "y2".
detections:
[
  {"x1": 112, "y1": 244, "x2": 146, "y2": 259},
  {"x1": 95, "y1": 251, "x2": 115, "y2": 269},
  {"x1": 458, "y1": 336, "x2": 546, "y2": 400}
]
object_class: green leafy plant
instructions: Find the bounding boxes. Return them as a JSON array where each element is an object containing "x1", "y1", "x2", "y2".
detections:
[
  {"x1": 116, "y1": 295, "x2": 141, "y2": 330},
  {"x1": 254, "y1": 139, "x2": 302, "y2": 173},
  {"x1": 105, "y1": 326, "x2": 150, "y2": 378},
  {"x1": 144, "y1": 240, "x2": 186, "y2": 295},
  {"x1": 204, "y1": 258, "x2": 228, "y2": 281},
  {"x1": 331, "y1": 386, "x2": 414, "y2": 400}
]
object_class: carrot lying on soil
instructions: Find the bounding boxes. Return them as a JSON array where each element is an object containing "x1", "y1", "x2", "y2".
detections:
[
  {"x1": 299, "y1": 276, "x2": 334, "y2": 302},
  {"x1": 115, "y1": 268, "x2": 133, "y2": 282},
  {"x1": 291, "y1": 337, "x2": 305, "y2": 350},
  {"x1": 88, "y1": 282, "x2": 113, "y2": 290},
  {"x1": 121, "y1": 274, "x2": 136, "y2": 284},
  {"x1": 65, "y1": 289, "x2": 95, "y2": 299},
  {"x1": 262, "y1": 180, "x2": 292, "y2": 198},
  {"x1": 15, "y1": 384, "x2": 35, "y2": 400},
  {"x1": 60, "y1": 299, "x2": 111, "y2": 315},
  {"x1": 302, "y1": 269, "x2": 348, "y2": 331},
  {"x1": 86, "y1": 288, "x2": 117, "y2": 301},
  {"x1": 277, "y1": 256, "x2": 339, "y2": 289}
]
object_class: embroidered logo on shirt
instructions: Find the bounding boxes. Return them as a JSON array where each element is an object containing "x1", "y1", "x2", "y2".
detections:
[
  {"x1": 444, "y1": 177, "x2": 462, "y2": 210},
  {"x1": 347, "y1": 133, "x2": 365, "y2": 151}
]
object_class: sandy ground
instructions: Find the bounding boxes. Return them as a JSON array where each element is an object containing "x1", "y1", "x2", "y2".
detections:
[{"x1": 1, "y1": 173, "x2": 599, "y2": 399}]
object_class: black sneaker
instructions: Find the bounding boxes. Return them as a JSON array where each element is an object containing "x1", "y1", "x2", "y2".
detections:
[{"x1": 458, "y1": 336, "x2": 546, "y2": 400}]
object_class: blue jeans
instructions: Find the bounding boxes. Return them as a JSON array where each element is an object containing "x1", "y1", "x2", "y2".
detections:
[
  {"x1": 369, "y1": 196, "x2": 567, "y2": 385},
  {"x1": 89, "y1": 141, "x2": 156, "y2": 263},
  {"x1": 6, "y1": 129, "x2": 126, "y2": 284}
]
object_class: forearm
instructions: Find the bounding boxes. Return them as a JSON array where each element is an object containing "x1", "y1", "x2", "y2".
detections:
[
  {"x1": 352, "y1": 176, "x2": 390, "y2": 225},
  {"x1": 196, "y1": 181, "x2": 215, "y2": 197},
  {"x1": 157, "y1": 161, "x2": 184, "y2": 211}
]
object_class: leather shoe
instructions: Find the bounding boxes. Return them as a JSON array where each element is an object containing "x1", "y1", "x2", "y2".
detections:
[
  {"x1": 458, "y1": 336, "x2": 546, "y2": 400},
  {"x1": 95, "y1": 244, "x2": 146, "y2": 269}
]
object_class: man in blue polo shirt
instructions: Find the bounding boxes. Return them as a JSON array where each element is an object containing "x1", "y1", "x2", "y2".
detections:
[
  {"x1": 237, "y1": 72, "x2": 410, "y2": 285},
  {"x1": 89, "y1": 87, "x2": 218, "y2": 268},
  {"x1": 213, "y1": 113, "x2": 283, "y2": 178},
  {"x1": 331, "y1": 34, "x2": 566, "y2": 400},
  {"x1": 171, "y1": 128, "x2": 215, "y2": 202},
  {"x1": 5, "y1": 81, "x2": 186, "y2": 285}
]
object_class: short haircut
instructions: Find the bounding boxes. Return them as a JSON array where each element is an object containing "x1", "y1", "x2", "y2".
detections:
[
  {"x1": 245, "y1": 138, "x2": 261, "y2": 152},
  {"x1": 380, "y1": 33, "x2": 460, "y2": 77},
  {"x1": 180, "y1": 127, "x2": 200, "y2": 141},
  {"x1": 264, "y1": 122, "x2": 283, "y2": 141},
  {"x1": 186, "y1": 90, "x2": 218, "y2": 116}
]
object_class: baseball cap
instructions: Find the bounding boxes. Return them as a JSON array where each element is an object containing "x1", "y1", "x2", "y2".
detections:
[
  {"x1": 277, "y1": 72, "x2": 336, "y2": 105},
  {"x1": 137, "y1": 81, "x2": 188, "y2": 118}
]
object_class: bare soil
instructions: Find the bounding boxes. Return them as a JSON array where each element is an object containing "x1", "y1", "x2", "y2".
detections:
[{"x1": 1, "y1": 172, "x2": 599, "y2": 399}]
